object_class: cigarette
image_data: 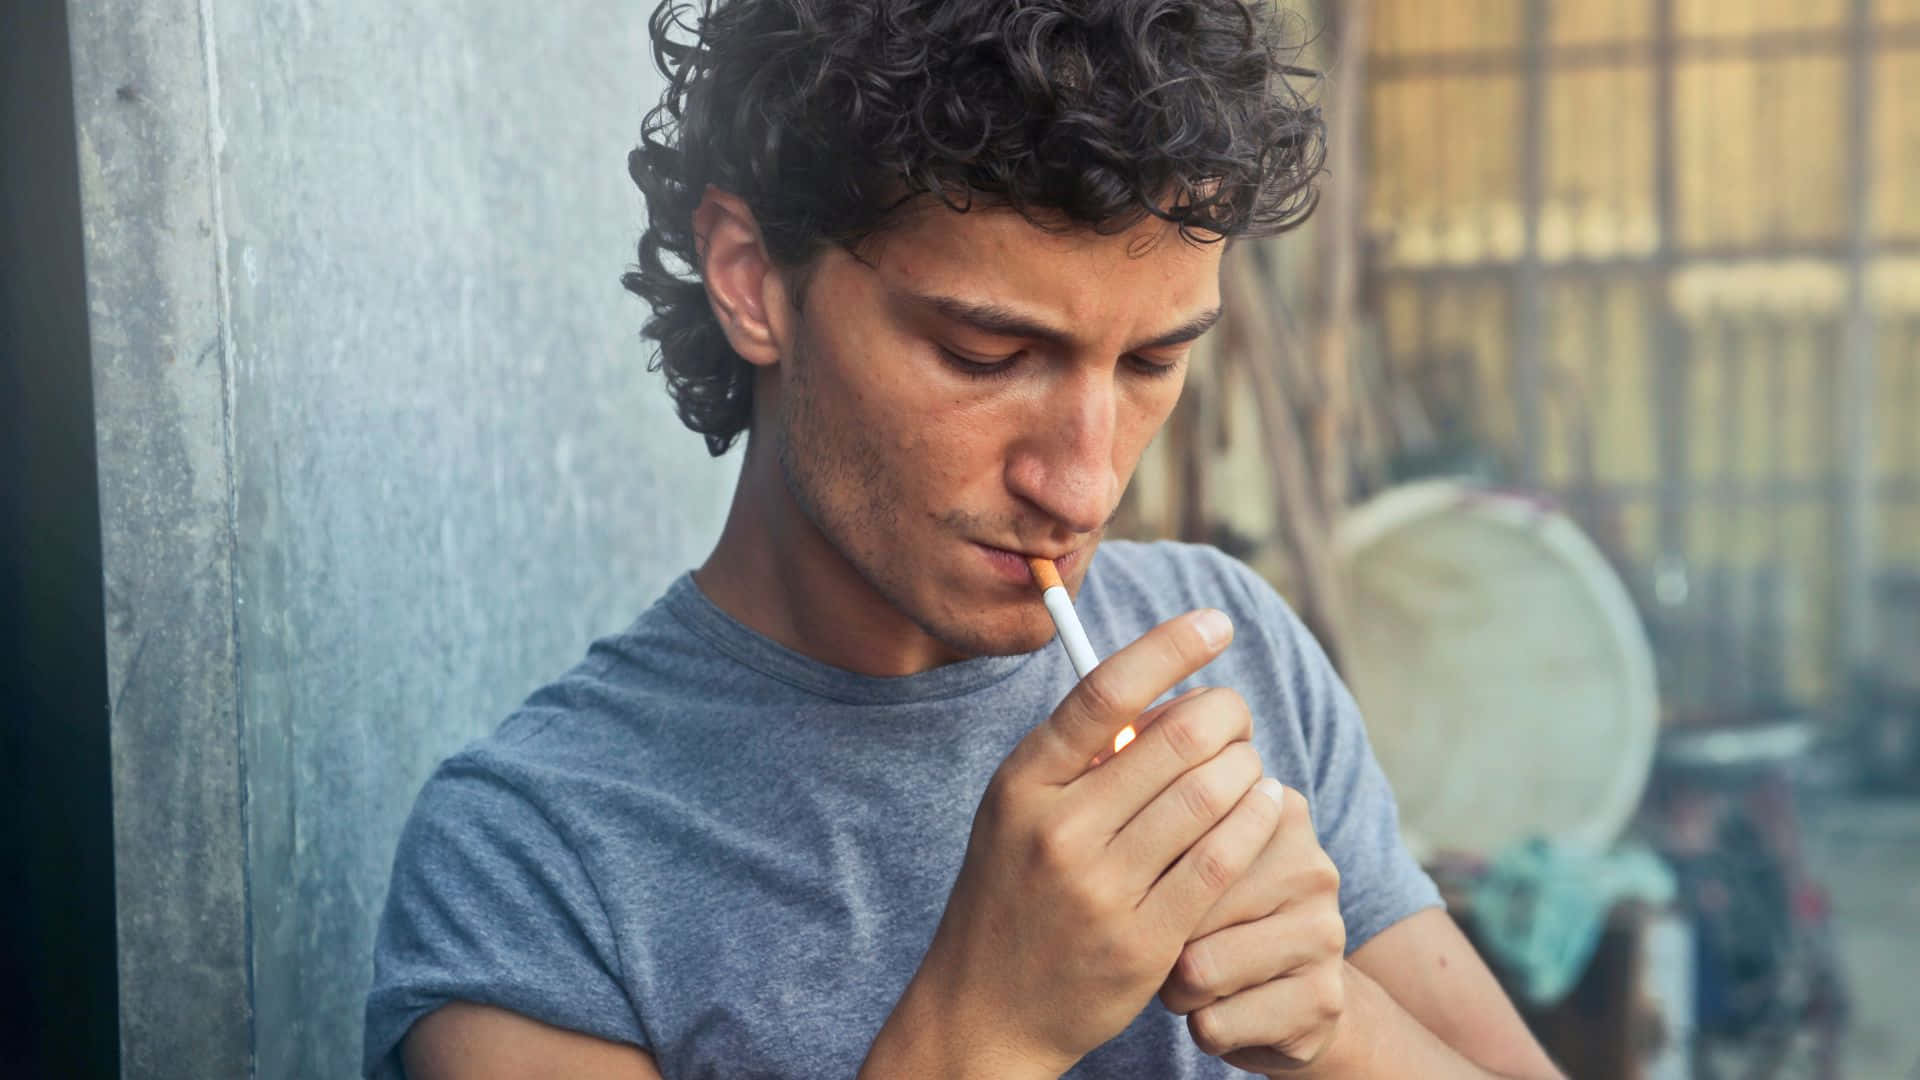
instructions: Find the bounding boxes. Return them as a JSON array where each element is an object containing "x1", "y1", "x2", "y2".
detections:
[{"x1": 1027, "y1": 557, "x2": 1137, "y2": 755}]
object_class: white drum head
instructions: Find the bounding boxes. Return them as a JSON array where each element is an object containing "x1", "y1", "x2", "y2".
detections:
[{"x1": 1335, "y1": 480, "x2": 1659, "y2": 858}]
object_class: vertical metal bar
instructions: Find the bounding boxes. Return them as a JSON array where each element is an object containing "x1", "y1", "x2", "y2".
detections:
[
  {"x1": 1720, "y1": 319, "x2": 1744, "y2": 552},
  {"x1": 1760, "y1": 315, "x2": 1790, "y2": 705},
  {"x1": 1834, "y1": 0, "x2": 1878, "y2": 714},
  {"x1": 1719, "y1": 319, "x2": 1747, "y2": 705},
  {"x1": 1650, "y1": 0, "x2": 1692, "y2": 614},
  {"x1": 1768, "y1": 318, "x2": 1789, "y2": 564},
  {"x1": 1312, "y1": 0, "x2": 1370, "y2": 519},
  {"x1": 1513, "y1": 0, "x2": 1549, "y2": 487},
  {"x1": 1698, "y1": 319, "x2": 1725, "y2": 707},
  {"x1": 1908, "y1": 322, "x2": 1920, "y2": 494},
  {"x1": 1409, "y1": 282, "x2": 1427, "y2": 436},
  {"x1": 1572, "y1": 279, "x2": 1611, "y2": 533}
]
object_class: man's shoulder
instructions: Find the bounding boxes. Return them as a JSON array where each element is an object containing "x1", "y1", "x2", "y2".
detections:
[
  {"x1": 1085, "y1": 539, "x2": 1323, "y2": 690},
  {"x1": 422, "y1": 605, "x2": 709, "y2": 800},
  {"x1": 1087, "y1": 539, "x2": 1283, "y2": 622}
]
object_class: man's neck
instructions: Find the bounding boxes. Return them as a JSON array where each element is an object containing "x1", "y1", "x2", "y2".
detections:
[{"x1": 693, "y1": 439, "x2": 967, "y2": 678}]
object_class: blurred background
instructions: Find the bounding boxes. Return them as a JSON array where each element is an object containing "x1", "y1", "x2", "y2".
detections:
[
  {"x1": 3, "y1": 0, "x2": 1915, "y2": 1077},
  {"x1": 1120, "y1": 1, "x2": 1920, "y2": 1076}
]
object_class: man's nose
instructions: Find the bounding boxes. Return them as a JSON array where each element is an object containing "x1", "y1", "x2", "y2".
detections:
[{"x1": 1004, "y1": 371, "x2": 1118, "y2": 536}]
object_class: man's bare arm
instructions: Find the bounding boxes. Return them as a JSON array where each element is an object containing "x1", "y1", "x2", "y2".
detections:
[
  {"x1": 1325, "y1": 908, "x2": 1566, "y2": 1080},
  {"x1": 398, "y1": 908, "x2": 1561, "y2": 1080},
  {"x1": 402, "y1": 1003, "x2": 663, "y2": 1080},
  {"x1": 402, "y1": 996, "x2": 1053, "y2": 1080}
]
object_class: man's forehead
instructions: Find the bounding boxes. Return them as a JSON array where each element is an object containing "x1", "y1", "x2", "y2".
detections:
[
  {"x1": 857, "y1": 203, "x2": 1223, "y2": 331},
  {"x1": 867, "y1": 199, "x2": 1211, "y2": 263}
]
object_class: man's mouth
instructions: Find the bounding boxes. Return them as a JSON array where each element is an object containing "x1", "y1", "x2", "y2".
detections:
[{"x1": 976, "y1": 541, "x2": 1087, "y2": 584}]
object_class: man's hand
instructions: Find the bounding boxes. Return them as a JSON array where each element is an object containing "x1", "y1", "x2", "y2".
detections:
[
  {"x1": 864, "y1": 609, "x2": 1284, "y2": 1079},
  {"x1": 1157, "y1": 784, "x2": 1351, "y2": 1075}
]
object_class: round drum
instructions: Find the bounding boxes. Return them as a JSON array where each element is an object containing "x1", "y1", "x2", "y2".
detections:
[{"x1": 1335, "y1": 480, "x2": 1659, "y2": 858}]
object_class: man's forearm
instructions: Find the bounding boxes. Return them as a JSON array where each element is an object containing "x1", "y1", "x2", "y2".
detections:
[
  {"x1": 1298, "y1": 964, "x2": 1566, "y2": 1080},
  {"x1": 857, "y1": 968, "x2": 1070, "y2": 1080},
  {"x1": 862, "y1": 960, "x2": 1567, "y2": 1080}
]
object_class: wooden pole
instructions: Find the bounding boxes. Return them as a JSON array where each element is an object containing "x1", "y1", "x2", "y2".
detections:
[
  {"x1": 1313, "y1": 0, "x2": 1371, "y2": 519},
  {"x1": 1224, "y1": 249, "x2": 1348, "y2": 665}
]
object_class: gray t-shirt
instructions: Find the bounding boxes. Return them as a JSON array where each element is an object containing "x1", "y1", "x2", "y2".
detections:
[{"x1": 363, "y1": 540, "x2": 1440, "y2": 1079}]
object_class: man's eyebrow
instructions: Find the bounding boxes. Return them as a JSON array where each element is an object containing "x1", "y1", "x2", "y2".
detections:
[
  {"x1": 908, "y1": 291, "x2": 1223, "y2": 352},
  {"x1": 1134, "y1": 306, "x2": 1224, "y2": 350}
]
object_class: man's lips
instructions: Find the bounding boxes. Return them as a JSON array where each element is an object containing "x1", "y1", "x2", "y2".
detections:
[{"x1": 976, "y1": 541, "x2": 1086, "y2": 584}]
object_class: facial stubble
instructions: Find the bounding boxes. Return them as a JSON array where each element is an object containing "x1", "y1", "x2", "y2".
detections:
[{"x1": 772, "y1": 330, "x2": 1051, "y2": 660}]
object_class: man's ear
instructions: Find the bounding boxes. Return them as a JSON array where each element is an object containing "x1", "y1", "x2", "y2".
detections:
[{"x1": 693, "y1": 187, "x2": 793, "y2": 369}]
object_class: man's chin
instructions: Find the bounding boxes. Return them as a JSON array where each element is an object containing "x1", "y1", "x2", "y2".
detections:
[
  {"x1": 920, "y1": 609, "x2": 1061, "y2": 661},
  {"x1": 967, "y1": 629, "x2": 1059, "y2": 659}
]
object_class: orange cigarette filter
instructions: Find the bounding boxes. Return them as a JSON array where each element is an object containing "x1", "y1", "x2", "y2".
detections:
[{"x1": 1026, "y1": 556, "x2": 1063, "y2": 591}]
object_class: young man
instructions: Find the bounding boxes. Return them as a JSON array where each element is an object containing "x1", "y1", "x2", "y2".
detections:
[{"x1": 365, "y1": 1, "x2": 1564, "y2": 1077}]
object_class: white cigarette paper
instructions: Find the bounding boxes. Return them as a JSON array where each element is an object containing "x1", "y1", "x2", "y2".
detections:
[
  {"x1": 1041, "y1": 586, "x2": 1100, "y2": 679},
  {"x1": 1028, "y1": 557, "x2": 1134, "y2": 755}
]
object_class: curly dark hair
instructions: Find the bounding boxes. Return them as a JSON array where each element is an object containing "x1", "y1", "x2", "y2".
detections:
[{"x1": 624, "y1": 0, "x2": 1326, "y2": 456}]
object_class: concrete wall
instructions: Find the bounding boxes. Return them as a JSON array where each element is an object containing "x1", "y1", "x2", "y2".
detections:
[{"x1": 68, "y1": 2, "x2": 735, "y2": 1075}]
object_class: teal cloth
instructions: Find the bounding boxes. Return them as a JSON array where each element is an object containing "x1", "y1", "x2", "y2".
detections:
[{"x1": 1468, "y1": 838, "x2": 1676, "y2": 1006}]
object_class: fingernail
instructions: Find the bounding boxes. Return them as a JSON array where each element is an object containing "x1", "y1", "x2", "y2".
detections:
[
  {"x1": 1255, "y1": 777, "x2": 1285, "y2": 807},
  {"x1": 1194, "y1": 609, "x2": 1232, "y2": 649}
]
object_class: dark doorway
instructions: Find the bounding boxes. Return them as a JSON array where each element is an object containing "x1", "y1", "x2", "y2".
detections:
[{"x1": 2, "y1": 0, "x2": 122, "y2": 1076}]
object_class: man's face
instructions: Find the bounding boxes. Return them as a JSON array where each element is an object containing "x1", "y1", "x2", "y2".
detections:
[{"x1": 765, "y1": 205, "x2": 1224, "y2": 661}]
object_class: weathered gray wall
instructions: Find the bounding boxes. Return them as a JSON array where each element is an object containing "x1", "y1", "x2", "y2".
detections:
[{"x1": 70, "y1": 2, "x2": 735, "y2": 1076}]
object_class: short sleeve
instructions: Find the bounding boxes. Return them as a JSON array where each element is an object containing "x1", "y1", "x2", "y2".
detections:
[
  {"x1": 1219, "y1": 556, "x2": 1444, "y2": 954},
  {"x1": 362, "y1": 753, "x2": 646, "y2": 1079}
]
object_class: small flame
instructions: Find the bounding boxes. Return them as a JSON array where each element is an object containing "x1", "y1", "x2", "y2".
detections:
[{"x1": 1113, "y1": 725, "x2": 1137, "y2": 754}]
